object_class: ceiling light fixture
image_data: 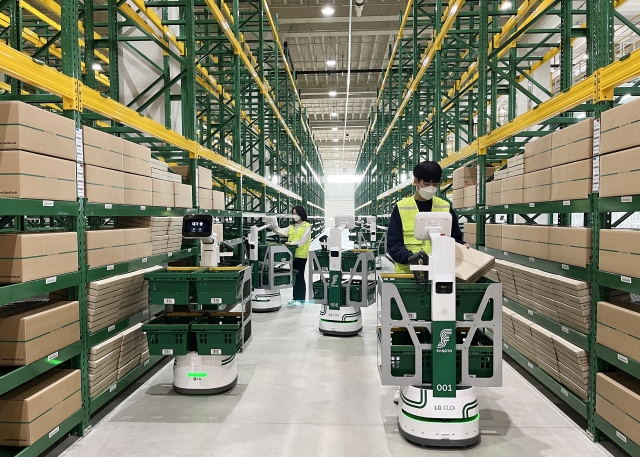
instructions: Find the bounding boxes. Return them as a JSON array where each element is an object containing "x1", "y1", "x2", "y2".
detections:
[
  {"x1": 501, "y1": 1, "x2": 512, "y2": 10},
  {"x1": 329, "y1": 89, "x2": 337, "y2": 97},
  {"x1": 333, "y1": 138, "x2": 339, "y2": 142},
  {"x1": 419, "y1": 110, "x2": 424, "y2": 115},
  {"x1": 332, "y1": 126, "x2": 338, "y2": 131},
  {"x1": 92, "y1": 63, "x2": 103, "y2": 71},
  {"x1": 326, "y1": 58, "x2": 336, "y2": 67},
  {"x1": 322, "y1": 5, "x2": 335, "y2": 16},
  {"x1": 331, "y1": 111, "x2": 338, "y2": 118}
]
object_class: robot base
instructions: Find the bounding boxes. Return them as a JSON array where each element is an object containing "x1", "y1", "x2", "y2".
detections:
[
  {"x1": 252, "y1": 289, "x2": 281, "y2": 313},
  {"x1": 173, "y1": 352, "x2": 238, "y2": 395},
  {"x1": 319, "y1": 305, "x2": 362, "y2": 336},
  {"x1": 398, "y1": 385, "x2": 480, "y2": 448}
]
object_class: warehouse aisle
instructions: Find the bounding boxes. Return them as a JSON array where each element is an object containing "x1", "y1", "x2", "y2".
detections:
[{"x1": 59, "y1": 292, "x2": 612, "y2": 457}]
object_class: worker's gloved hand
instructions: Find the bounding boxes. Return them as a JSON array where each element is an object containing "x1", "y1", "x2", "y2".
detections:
[{"x1": 407, "y1": 250, "x2": 429, "y2": 284}]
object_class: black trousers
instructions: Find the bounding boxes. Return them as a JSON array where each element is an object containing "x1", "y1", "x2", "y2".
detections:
[{"x1": 292, "y1": 258, "x2": 307, "y2": 300}]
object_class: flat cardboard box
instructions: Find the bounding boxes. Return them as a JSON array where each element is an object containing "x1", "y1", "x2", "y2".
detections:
[
  {"x1": 0, "y1": 301, "x2": 79, "y2": 366},
  {"x1": 551, "y1": 119, "x2": 594, "y2": 167},
  {"x1": 596, "y1": 371, "x2": 640, "y2": 444},
  {"x1": 0, "y1": 232, "x2": 78, "y2": 283},
  {"x1": 89, "y1": 371, "x2": 117, "y2": 397},
  {"x1": 0, "y1": 370, "x2": 81, "y2": 446},
  {"x1": 520, "y1": 225, "x2": 550, "y2": 260},
  {"x1": 85, "y1": 165, "x2": 125, "y2": 205},
  {"x1": 599, "y1": 229, "x2": 640, "y2": 278},
  {"x1": 89, "y1": 335, "x2": 123, "y2": 360},
  {"x1": 0, "y1": 151, "x2": 76, "y2": 201},
  {"x1": 199, "y1": 188, "x2": 213, "y2": 210},
  {"x1": 212, "y1": 190, "x2": 225, "y2": 210},
  {"x1": 600, "y1": 147, "x2": 640, "y2": 198},
  {"x1": 597, "y1": 300, "x2": 640, "y2": 360},
  {"x1": 524, "y1": 135, "x2": 553, "y2": 173},
  {"x1": 86, "y1": 230, "x2": 126, "y2": 268},
  {"x1": 152, "y1": 179, "x2": 174, "y2": 207},
  {"x1": 174, "y1": 183, "x2": 193, "y2": 208},
  {"x1": 601, "y1": 97, "x2": 640, "y2": 154},
  {"x1": 0, "y1": 101, "x2": 75, "y2": 160},
  {"x1": 121, "y1": 140, "x2": 151, "y2": 177},
  {"x1": 452, "y1": 188, "x2": 464, "y2": 209},
  {"x1": 551, "y1": 160, "x2": 592, "y2": 201},
  {"x1": 199, "y1": 167, "x2": 212, "y2": 189},
  {"x1": 485, "y1": 224, "x2": 503, "y2": 250},
  {"x1": 523, "y1": 169, "x2": 552, "y2": 203},
  {"x1": 124, "y1": 174, "x2": 152, "y2": 207},
  {"x1": 82, "y1": 126, "x2": 123, "y2": 171},
  {"x1": 463, "y1": 185, "x2": 476, "y2": 208},
  {"x1": 487, "y1": 180, "x2": 503, "y2": 207},
  {"x1": 124, "y1": 228, "x2": 152, "y2": 261},
  {"x1": 548, "y1": 227, "x2": 592, "y2": 268},
  {"x1": 502, "y1": 176, "x2": 524, "y2": 205},
  {"x1": 502, "y1": 224, "x2": 523, "y2": 255},
  {"x1": 455, "y1": 244, "x2": 495, "y2": 283}
]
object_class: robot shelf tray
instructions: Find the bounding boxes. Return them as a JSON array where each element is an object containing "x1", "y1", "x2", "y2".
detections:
[{"x1": 313, "y1": 249, "x2": 376, "y2": 273}]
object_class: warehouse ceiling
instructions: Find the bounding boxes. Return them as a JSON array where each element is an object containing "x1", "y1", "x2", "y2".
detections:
[{"x1": 267, "y1": 0, "x2": 408, "y2": 170}]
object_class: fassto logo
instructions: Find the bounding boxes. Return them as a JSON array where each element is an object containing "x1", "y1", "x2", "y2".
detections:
[{"x1": 436, "y1": 328, "x2": 453, "y2": 352}]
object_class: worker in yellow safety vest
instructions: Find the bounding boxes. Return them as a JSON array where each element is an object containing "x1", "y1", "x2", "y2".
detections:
[
  {"x1": 387, "y1": 161, "x2": 470, "y2": 274},
  {"x1": 271, "y1": 206, "x2": 312, "y2": 304}
]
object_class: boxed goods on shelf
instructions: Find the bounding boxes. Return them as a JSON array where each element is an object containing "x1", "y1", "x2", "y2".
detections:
[
  {"x1": 151, "y1": 159, "x2": 181, "y2": 183},
  {"x1": 551, "y1": 159, "x2": 592, "y2": 201},
  {"x1": 523, "y1": 168, "x2": 552, "y2": 203},
  {"x1": 89, "y1": 334, "x2": 122, "y2": 397},
  {"x1": 123, "y1": 228, "x2": 152, "y2": 261},
  {"x1": 601, "y1": 96, "x2": 640, "y2": 154},
  {"x1": 452, "y1": 188, "x2": 464, "y2": 209},
  {"x1": 212, "y1": 190, "x2": 225, "y2": 210},
  {"x1": 596, "y1": 372, "x2": 640, "y2": 445},
  {"x1": 548, "y1": 227, "x2": 592, "y2": 268},
  {"x1": 122, "y1": 141, "x2": 151, "y2": 177},
  {"x1": 531, "y1": 324, "x2": 560, "y2": 381},
  {"x1": 464, "y1": 222, "x2": 477, "y2": 245},
  {"x1": 453, "y1": 166, "x2": 477, "y2": 189},
  {"x1": 463, "y1": 185, "x2": 476, "y2": 207},
  {"x1": 502, "y1": 176, "x2": 524, "y2": 204},
  {"x1": 485, "y1": 224, "x2": 503, "y2": 250},
  {"x1": 0, "y1": 301, "x2": 79, "y2": 365},
  {"x1": 524, "y1": 135, "x2": 552, "y2": 173},
  {"x1": 170, "y1": 166, "x2": 213, "y2": 189},
  {"x1": 507, "y1": 155, "x2": 524, "y2": 177},
  {"x1": 599, "y1": 229, "x2": 640, "y2": 278},
  {"x1": 86, "y1": 229, "x2": 126, "y2": 268},
  {"x1": 123, "y1": 174, "x2": 152, "y2": 206},
  {"x1": 0, "y1": 369, "x2": 81, "y2": 446},
  {"x1": 82, "y1": 126, "x2": 123, "y2": 171},
  {"x1": 0, "y1": 150, "x2": 76, "y2": 201},
  {"x1": 173, "y1": 182, "x2": 193, "y2": 208},
  {"x1": 152, "y1": 178, "x2": 174, "y2": 207},
  {"x1": 487, "y1": 180, "x2": 503, "y2": 206},
  {"x1": 494, "y1": 168, "x2": 508, "y2": 180},
  {"x1": 455, "y1": 244, "x2": 494, "y2": 283},
  {"x1": 597, "y1": 300, "x2": 640, "y2": 361},
  {"x1": 520, "y1": 225, "x2": 549, "y2": 260},
  {"x1": 0, "y1": 101, "x2": 76, "y2": 161},
  {"x1": 199, "y1": 188, "x2": 213, "y2": 209},
  {"x1": 0, "y1": 232, "x2": 78, "y2": 283},
  {"x1": 551, "y1": 118, "x2": 593, "y2": 167},
  {"x1": 85, "y1": 165, "x2": 125, "y2": 204},
  {"x1": 600, "y1": 147, "x2": 640, "y2": 198},
  {"x1": 501, "y1": 224, "x2": 522, "y2": 254},
  {"x1": 553, "y1": 335, "x2": 590, "y2": 400}
]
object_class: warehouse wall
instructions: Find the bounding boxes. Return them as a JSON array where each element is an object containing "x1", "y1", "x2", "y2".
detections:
[{"x1": 324, "y1": 181, "x2": 355, "y2": 228}]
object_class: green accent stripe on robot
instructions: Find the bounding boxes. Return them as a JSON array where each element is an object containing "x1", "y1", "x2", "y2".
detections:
[
  {"x1": 400, "y1": 389, "x2": 427, "y2": 408},
  {"x1": 462, "y1": 400, "x2": 478, "y2": 418},
  {"x1": 402, "y1": 410, "x2": 480, "y2": 423},
  {"x1": 221, "y1": 355, "x2": 235, "y2": 366}
]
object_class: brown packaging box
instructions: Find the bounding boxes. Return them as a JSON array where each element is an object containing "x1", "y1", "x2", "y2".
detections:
[
  {"x1": 524, "y1": 135, "x2": 553, "y2": 173},
  {"x1": 453, "y1": 167, "x2": 477, "y2": 189},
  {"x1": 452, "y1": 189, "x2": 464, "y2": 209},
  {"x1": 0, "y1": 370, "x2": 81, "y2": 446},
  {"x1": 82, "y1": 126, "x2": 123, "y2": 171},
  {"x1": 85, "y1": 165, "x2": 125, "y2": 205},
  {"x1": 601, "y1": 97, "x2": 640, "y2": 154},
  {"x1": 86, "y1": 230, "x2": 126, "y2": 268},
  {"x1": 548, "y1": 227, "x2": 592, "y2": 268},
  {"x1": 173, "y1": 183, "x2": 193, "y2": 209},
  {"x1": 599, "y1": 229, "x2": 640, "y2": 278},
  {"x1": 523, "y1": 169, "x2": 552, "y2": 203},
  {"x1": 487, "y1": 180, "x2": 502, "y2": 206},
  {"x1": 199, "y1": 188, "x2": 213, "y2": 210},
  {"x1": 502, "y1": 176, "x2": 524, "y2": 205},
  {"x1": 123, "y1": 228, "x2": 152, "y2": 261},
  {"x1": 124, "y1": 174, "x2": 152, "y2": 207},
  {"x1": 551, "y1": 159, "x2": 592, "y2": 201},
  {"x1": 0, "y1": 101, "x2": 75, "y2": 161},
  {"x1": 0, "y1": 232, "x2": 78, "y2": 283},
  {"x1": 600, "y1": 147, "x2": 640, "y2": 198},
  {"x1": 0, "y1": 151, "x2": 76, "y2": 201},
  {"x1": 464, "y1": 223, "x2": 477, "y2": 245},
  {"x1": 596, "y1": 372, "x2": 640, "y2": 445},
  {"x1": 597, "y1": 300, "x2": 640, "y2": 360},
  {"x1": 212, "y1": 190, "x2": 225, "y2": 210},
  {"x1": 455, "y1": 244, "x2": 495, "y2": 283},
  {"x1": 520, "y1": 225, "x2": 550, "y2": 260},
  {"x1": 152, "y1": 179, "x2": 174, "y2": 207},
  {"x1": 502, "y1": 224, "x2": 523, "y2": 255},
  {"x1": 551, "y1": 119, "x2": 594, "y2": 167},
  {"x1": 121, "y1": 140, "x2": 151, "y2": 177},
  {"x1": 463, "y1": 185, "x2": 477, "y2": 208},
  {"x1": 198, "y1": 167, "x2": 212, "y2": 189},
  {"x1": 485, "y1": 224, "x2": 503, "y2": 250},
  {"x1": 0, "y1": 301, "x2": 79, "y2": 366}
]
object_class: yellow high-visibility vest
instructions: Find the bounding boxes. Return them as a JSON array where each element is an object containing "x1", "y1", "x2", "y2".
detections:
[{"x1": 288, "y1": 222, "x2": 311, "y2": 259}]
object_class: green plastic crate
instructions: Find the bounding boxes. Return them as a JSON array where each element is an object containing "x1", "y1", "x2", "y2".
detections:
[
  {"x1": 381, "y1": 275, "x2": 495, "y2": 322},
  {"x1": 192, "y1": 313, "x2": 242, "y2": 356},
  {"x1": 145, "y1": 267, "x2": 201, "y2": 305},
  {"x1": 193, "y1": 267, "x2": 250, "y2": 306},
  {"x1": 143, "y1": 313, "x2": 202, "y2": 356},
  {"x1": 312, "y1": 278, "x2": 376, "y2": 303},
  {"x1": 258, "y1": 243, "x2": 295, "y2": 262},
  {"x1": 314, "y1": 250, "x2": 376, "y2": 273},
  {"x1": 261, "y1": 267, "x2": 297, "y2": 287}
]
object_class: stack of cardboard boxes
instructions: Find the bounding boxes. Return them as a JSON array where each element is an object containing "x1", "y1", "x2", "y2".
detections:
[
  {"x1": 451, "y1": 166, "x2": 495, "y2": 209},
  {"x1": 119, "y1": 216, "x2": 182, "y2": 255},
  {"x1": 170, "y1": 165, "x2": 215, "y2": 209},
  {"x1": 463, "y1": 222, "x2": 477, "y2": 245},
  {"x1": 596, "y1": 371, "x2": 640, "y2": 445},
  {"x1": 85, "y1": 228, "x2": 153, "y2": 268},
  {"x1": 151, "y1": 158, "x2": 193, "y2": 208}
]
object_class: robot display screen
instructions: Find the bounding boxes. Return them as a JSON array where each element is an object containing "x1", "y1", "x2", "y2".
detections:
[{"x1": 182, "y1": 215, "x2": 213, "y2": 238}]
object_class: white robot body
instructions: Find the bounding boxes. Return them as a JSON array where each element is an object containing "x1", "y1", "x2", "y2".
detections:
[
  {"x1": 319, "y1": 305, "x2": 362, "y2": 336},
  {"x1": 251, "y1": 288, "x2": 282, "y2": 313},
  {"x1": 173, "y1": 352, "x2": 237, "y2": 395}
]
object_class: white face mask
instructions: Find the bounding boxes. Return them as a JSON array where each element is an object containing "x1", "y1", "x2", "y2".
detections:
[
  {"x1": 293, "y1": 215, "x2": 301, "y2": 222},
  {"x1": 417, "y1": 185, "x2": 437, "y2": 200}
]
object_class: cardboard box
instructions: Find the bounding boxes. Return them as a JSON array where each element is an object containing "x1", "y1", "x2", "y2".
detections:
[
  {"x1": 212, "y1": 224, "x2": 224, "y2": 243},
  {"x1": 0, "y1": 151, "x2": 76, "y2": 202},
  {"x1": 520, "y1": 225, "x2": 550, "y2": 260},
  {"x1": 551, "y1": 159, "x2": 592, "y2": 201},
  {"x1": 86, "y1": 230, "x2": 126, "y2": 268},
  {"x1": 601, "y1": 97, "x2": 640, "y2": 154},
  {"x1": 524, "y1": 135, "x2": 552, "y2": 173},
  {"x1": 487, "y1": 180, "x2": 502, "y2": 206},
  {"x1": 0, "y1": 301, "x2": 79, "y2": 366},
  {"x1": 551, "y1": 119, "x2": 594, "y2": 167},
  {"x1": 85, "y1": 165, "x2": 125, "y2": 205},
  {"x1": 152, "y1": 178, "x2": 174, "y2": 207},
  {"x1": 485, "y1": 224, "x2": 503, "y2": 250},
  {"x1": 0, "y1": 232, "x2": 78, "y2": 283},
  {"x1": 455, "y1": 244, "x2": 495, "y2": 283},
  {"x1": 199, "y1": 188, "x2": 213, "y2": 210},
  {"x1": 464, "y1": 223, "x2": 477, "y2": 245},
  {"x1": 502, "y1": 176, "x2": 524, "y2": 205},
  {"x1": 548, "y1": 227, "x2": 592, "y2": 268},
  {"x1": 600, "y1": 229, "x2": 640, "y2": 278},
  {"x1": 123, "y1": 228, "x2": 152, "y2": 261},
  {"x1": 121, "y1": 140, "x2": 151, "y2": 177},
  {"x1": 463, "y1": 185, "x2": 477, "y2": 208},
  {"x1": 0, "y1": 101, "x2": 75, "y2": 161},
  {"x1": 502, "y1": 224, "x2": 523, "y2": 255},
  {"x1": 597, "y1": 300, "x2": 640, "y2": 361},
  {"x1": 523, "y1": 169, "x2": 552, "y2": 203},
  {"x1": 596, "y1": 372, "x2": 640, "y2": 445},
  {"x1": 0, "y1": 369, "x2": 81, "y2": 446},
  {"x1": 199, "y1": 167, "x2": 212, "y2": 189},
  {"x1": 452, "y1": 189, "x2": 464, "y2": 209},
  {"x1": 124, "y1": 174, "x2": 152, "y2": 206},
  {"x1": 453, "y1": 167, "x2": 477, "y2": 189},
  {"x1": 600, "y1": 147, "x2": 640, "y2": 198},
  {"x1": 82, "y1": 126, "x2": 123, "y2": 171},
  {"x1": 173, "y1": 183, "x2": 193, "y2": 208},
  {"x1": 212, "y1": 190, "x2": 225, "y2": 210}
]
